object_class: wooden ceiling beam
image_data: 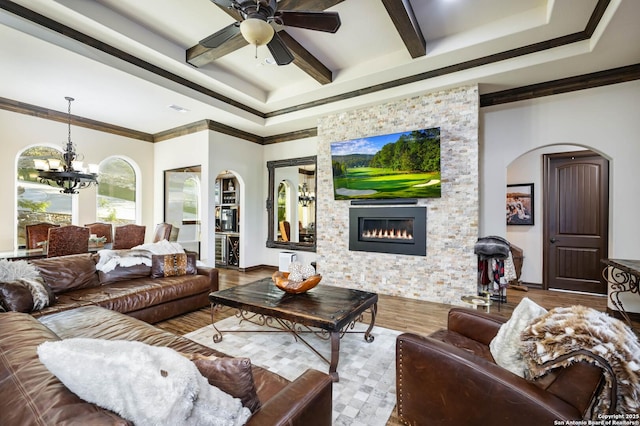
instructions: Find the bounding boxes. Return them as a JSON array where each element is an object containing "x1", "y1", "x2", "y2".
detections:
[
  {"x1": 186, "y1": 32, "x2": 248, "y2": 68},
  {"x1": 381, "y1": 0, "x2": 426, "y2": 58},
  {"x1": 278, "y1": 0, "x2": 344, "y2": 10}
]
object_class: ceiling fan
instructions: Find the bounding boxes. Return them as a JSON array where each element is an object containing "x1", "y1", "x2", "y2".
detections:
[{"x1": 200, "y1": 0, "x2": 341, "y2": 65}]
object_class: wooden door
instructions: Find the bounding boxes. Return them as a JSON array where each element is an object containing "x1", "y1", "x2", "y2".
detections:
[{"x1": 544, "y1": 151, "x2": 609, "y2": 294}]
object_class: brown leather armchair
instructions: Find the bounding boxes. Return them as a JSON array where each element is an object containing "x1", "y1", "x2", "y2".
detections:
[{"x1": 396, "y1": 308, "x2": 608, "y2": 425}]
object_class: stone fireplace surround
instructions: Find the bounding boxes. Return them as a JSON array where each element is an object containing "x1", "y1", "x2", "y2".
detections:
[{"x1": 316, "y1": 85, "x2": 479, "y2": 305}]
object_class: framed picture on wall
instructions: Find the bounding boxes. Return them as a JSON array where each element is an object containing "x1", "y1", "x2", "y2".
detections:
[{"x1": 506, "y1": 183, "x2": 534, "y2": 225}]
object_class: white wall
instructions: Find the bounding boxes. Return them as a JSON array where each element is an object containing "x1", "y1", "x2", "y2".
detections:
[
  {"x1": 481, "y1": 80, "x2": 640, "y2": 311},
  {"x1": 0, "y1": 109, "x2": 154, "y2": 251},
  {"x1": 153, "y1": 131, "x2": 209, "y2": 258},
  {"x1": 206, "y1": 131, "x2": 264, "y2": 269}
]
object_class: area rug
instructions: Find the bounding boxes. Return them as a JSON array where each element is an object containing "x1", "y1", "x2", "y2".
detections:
[{"x1": 185, "y1": 316, "x2": 401, "y2": 426}]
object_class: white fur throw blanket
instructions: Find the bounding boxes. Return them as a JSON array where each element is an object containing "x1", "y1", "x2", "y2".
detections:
[
  {"x1": 96, "y1": 240, "x2": 186, "y2": 273},
  {"x1": 0, "y1": 258, "x2": 41, "y2": 282},
  {"x1": 95, "y1": 249, "x2": 153, "y2": 273},
  {"x1": 38, "y1": 339, "x2": 251, "y2": 426},
  {"x1": 133, "y1": 239, "x2": 185, "y2": 255},
  {"x1": 520, "y1": 306, "x2": 640, "y2": 417}
]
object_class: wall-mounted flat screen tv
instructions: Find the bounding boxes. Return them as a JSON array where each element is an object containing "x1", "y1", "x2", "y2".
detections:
[{"x1": 331, "y1": 127, "x2": 441, "y2": 200}]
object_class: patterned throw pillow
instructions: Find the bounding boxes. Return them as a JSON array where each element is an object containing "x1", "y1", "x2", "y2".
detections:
[{"x1": 150, "y1": 253, "x2": 196, "y2": 278}]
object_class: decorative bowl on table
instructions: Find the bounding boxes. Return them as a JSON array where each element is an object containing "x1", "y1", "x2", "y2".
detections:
[{"x1": 272, "y1": 270, "x2": 322, "y2": 294}]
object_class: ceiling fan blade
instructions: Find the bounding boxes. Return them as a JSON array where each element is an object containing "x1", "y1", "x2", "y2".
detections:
[
  {"x1": 274, "y1": 11, "x2": 341, "y2": 33},
  {"x1": 199, "y1": 23, "x2": 241, "y2": 48},
  {"x1": 267, "y1": 32, "x2": 294, "y2": 65},
  {"x1": 209, "y1": 0, "x2": 234, "y2": 8}
]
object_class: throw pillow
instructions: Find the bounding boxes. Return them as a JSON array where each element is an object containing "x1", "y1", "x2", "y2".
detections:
[
  {"x1": 98, "y1": 264, "x2": 152, "y2": 284},
  {"x1": 37, "y1": 338, "x2": 252, "y2": 426},
  {"x1": 0, "y1": 281, "x2": 34, "y2": 312},
  {"x1": 489, "y1": 297, "x2": 547, "y2": 377},
  {"x1": 192, "y1": 356, "x2": 261, "y2": 413},
  {"x1": 0, "y1": 259, "x2": 56, "y2": 312},
  {"x1": 151, "y1": 253, "x2": 197, "y2": 278},
  {"x1": 31, "y1": 254, "x2": 100, "y2": 294}
]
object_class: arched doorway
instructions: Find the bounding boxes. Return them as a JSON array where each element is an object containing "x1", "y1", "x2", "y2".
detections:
[{"x1": 506, "y1": 145, "x2": 609, "y2": 294}]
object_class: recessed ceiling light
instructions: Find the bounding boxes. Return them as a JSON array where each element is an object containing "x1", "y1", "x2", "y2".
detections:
[{"x1": 168, "y1": 104, "x2": 189, "y2": 113}]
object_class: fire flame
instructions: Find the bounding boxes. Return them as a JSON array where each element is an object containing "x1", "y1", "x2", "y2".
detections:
[{"x1": 361, "y1": 228, "x2": 413, "y2": 240}]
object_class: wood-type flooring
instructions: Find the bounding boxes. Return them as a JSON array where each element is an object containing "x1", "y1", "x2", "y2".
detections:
[{"x1": 155, "y1": 267, "x2": 638, "y2": 426}]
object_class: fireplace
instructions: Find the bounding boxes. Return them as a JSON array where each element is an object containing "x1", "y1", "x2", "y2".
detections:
[{"x1": 349, "y1": 207, "x2": 427, "y2": 256}]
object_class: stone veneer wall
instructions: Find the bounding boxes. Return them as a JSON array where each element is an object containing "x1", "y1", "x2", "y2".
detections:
[{"x1": 316, "y1": 85, "x2": 479, "y2": 304}]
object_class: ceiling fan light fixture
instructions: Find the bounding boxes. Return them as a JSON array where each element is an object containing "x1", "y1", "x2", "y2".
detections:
[{"x1": 240, "y1": 18, "x2": 274, "y2": 46}]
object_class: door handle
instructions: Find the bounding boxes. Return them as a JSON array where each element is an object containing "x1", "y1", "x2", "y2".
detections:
[{"x1": 550, "y1": 238, "x2": 557, "y2": 243}]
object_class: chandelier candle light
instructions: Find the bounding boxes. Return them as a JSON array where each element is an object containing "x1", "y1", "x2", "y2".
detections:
[{"x1": 35, "y1": 97, "x2": 98, "y2": 194}]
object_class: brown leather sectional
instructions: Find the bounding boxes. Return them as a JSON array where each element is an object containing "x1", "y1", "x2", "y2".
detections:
[
  {"x1": 0, "y1": 306, "x2": 333, "y2": 425},
  {"x1": 396, "y1": 307, "x2": 607, "y2": 425},
  {"x1": 28, "y1": 252, "x2": 217, "y2": 323}
]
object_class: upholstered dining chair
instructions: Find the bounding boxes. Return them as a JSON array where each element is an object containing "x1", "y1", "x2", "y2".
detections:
[
  {"x1": 113, "y1": 224, "x2": 146, "y2": 249},
  {"x1": 152, "y1": 222, "x2": 173, "y2": 243},
  {"x1": 25, "y1": 222, "x2": 60, "y2": 249},
  {"x1": 84, "y1": 222, "x2": 113, "y2": 243},
  {"x1": 46, "y1": 225, "x2": 90, "y2": 257},
  {"x1": 169, "y1": 225, "x2": 179, "y2": 242}
]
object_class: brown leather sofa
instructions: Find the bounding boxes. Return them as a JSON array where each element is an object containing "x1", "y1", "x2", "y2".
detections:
[
  {"x1": 28, "y1": 252, "x2": 217, "y2": 323},
  {"x1": 0, "y1": 306, "x2": 333, "y2": 425},
  {"x1": 396, "y1": 307, "x2": 607, "y2": 425}
]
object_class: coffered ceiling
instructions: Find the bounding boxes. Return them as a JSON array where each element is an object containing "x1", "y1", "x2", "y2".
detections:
[{"x1": 0, "y1": 0, "x2": 638, "y2": 140}]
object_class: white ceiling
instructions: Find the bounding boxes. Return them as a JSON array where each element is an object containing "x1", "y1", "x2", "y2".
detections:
[{"x1": 0, "y1": 0, "x2": 638, "y2": 138}]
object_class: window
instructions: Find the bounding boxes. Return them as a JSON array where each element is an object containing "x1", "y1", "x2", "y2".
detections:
[
  {"x1": 17, "y1": 146, "x2": 72, "y2": 247},
  {"x1": 97, "y1": 157, "x2": 137, "y2": 224}
]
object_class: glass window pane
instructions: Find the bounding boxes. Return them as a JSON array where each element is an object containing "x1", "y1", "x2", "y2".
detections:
[
  {"x1": 97, "y1": 158, "x2": 136, "y2": 224},
  {"x1": 17, "y1": 147, "x2": 72, "y2": 247}
]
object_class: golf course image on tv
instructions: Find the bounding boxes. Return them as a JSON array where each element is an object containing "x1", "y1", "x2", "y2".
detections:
[{"x1": 331, "y1": 127, "x2": 441, "y2": 200}]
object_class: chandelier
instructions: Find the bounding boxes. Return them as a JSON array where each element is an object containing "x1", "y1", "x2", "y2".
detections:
[
  {"x1": 298, "y1": 182, "x2": 315, "y2": 207},
  {"x1": 34, "y1": 97, "x2": 98, "y2": 194}
]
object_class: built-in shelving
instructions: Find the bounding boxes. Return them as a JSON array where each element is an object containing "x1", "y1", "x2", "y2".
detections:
[{"x1": 215, "y1": 175, "x2": 240, "y2": 268}]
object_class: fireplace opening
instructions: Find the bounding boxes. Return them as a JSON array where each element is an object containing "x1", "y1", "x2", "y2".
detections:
[
  {"x1": 349, "y1": 207, "x2": 426, "y2": 256},
  {"x1": 360, "y1": 218, "x2": 414, "y2": 244}
]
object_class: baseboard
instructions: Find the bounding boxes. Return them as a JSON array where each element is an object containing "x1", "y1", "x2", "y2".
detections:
[{"x1": 238, "y1": 264, "x2": 278, "y2": 273}]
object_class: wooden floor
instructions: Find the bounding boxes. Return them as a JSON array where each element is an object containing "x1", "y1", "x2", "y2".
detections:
[{"x1": 155, "y1": 267, "x2": 638, "y2": 426}]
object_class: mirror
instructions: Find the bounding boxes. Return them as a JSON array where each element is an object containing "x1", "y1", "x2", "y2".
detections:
[{"x1": 266, "y1": 156, "x2": 316, "y2": 252}]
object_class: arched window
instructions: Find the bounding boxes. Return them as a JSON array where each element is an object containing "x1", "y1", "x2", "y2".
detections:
[
  {"x1": 16, "y1": 146, "x2": 72, "y2": 248},
  {"x1": 97, "y1": 157, "x2": 137, "y2": 224}
]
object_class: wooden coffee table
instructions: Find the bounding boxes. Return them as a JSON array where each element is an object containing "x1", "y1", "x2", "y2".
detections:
[{"x1": 208, "y1": 278, "x2": 378, "y2": 382}]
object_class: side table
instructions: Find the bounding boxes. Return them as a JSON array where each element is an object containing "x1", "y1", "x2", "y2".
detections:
[{"x1": 461, "y1": 294, "x2": 492, "y2": 313}]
